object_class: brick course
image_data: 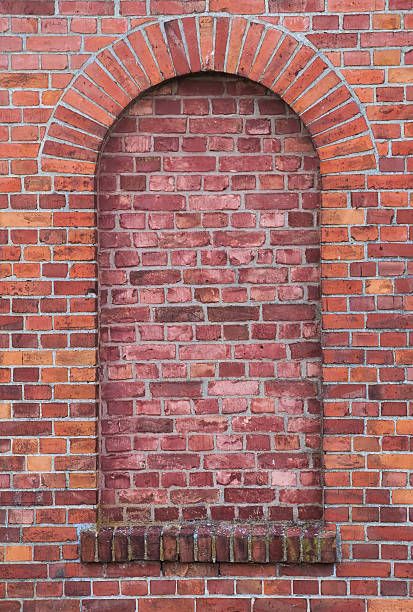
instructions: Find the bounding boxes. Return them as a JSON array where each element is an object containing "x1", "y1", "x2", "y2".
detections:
[{"x1": 0, "y1": 2, "x2": 413, "y2": 610}]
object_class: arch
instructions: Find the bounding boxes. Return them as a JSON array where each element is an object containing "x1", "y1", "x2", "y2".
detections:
[{"x1": 40, "y1": 15, "x2": 377, "y2": 191}]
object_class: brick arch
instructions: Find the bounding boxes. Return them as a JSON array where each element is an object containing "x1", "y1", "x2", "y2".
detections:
[{"x1": 40, "y1": 15, "x2": 377, "y2": 189}]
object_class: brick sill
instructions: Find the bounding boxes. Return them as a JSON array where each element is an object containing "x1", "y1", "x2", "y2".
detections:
[{"x1": 80, "y1": 523, "x2": 336, "y2": 564}]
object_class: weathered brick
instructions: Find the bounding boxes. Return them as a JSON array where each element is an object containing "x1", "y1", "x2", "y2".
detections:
[{"x1": 94, "y1": 72, "x2": 323, "y2": 524}]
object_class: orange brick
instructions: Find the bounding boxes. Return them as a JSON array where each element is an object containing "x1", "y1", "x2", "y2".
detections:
[
  {"x1": 322, "y1": 209, "x2": 365, "y2": 225},
  {"x1": 365, "y1": 279, "x2": 393, "y2": 294},
  {"x1": 389, "y1": 68, "x2": 413, "y2": 83},
  {"x1": 372, "y1": 13, "x2": 401, "y2": 29},
  {"x1": 5, "y1": 546, "x2": 32, "y2": 562},
  {"x1": 69, "y1": 473, "x2": 97, "y2": 488},
  {"x1": 27, "y1": 456, "x2": 52, "y2": 472},
  {"x1": 374, "y1": 49, "x2": 401, "y2": 66},
  {"x1": 0, "y1": 212, "x2": 51, "y2": 227}
]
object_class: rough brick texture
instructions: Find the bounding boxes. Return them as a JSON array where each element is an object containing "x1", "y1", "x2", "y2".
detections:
[
  {"x1": 98, "y1": 75, "x2": 322, "y2": 526},
  {"x1": 1, "y1": 1, "x2": 413, "y2": 610}
]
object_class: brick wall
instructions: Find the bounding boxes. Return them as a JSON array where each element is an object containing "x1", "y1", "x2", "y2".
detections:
[
  {"x1": 1, "y1": 1, "x2": 413, "y2": 611},
  {"x1": 98, "y1": 75, "x2": 322, "y2": 527}
]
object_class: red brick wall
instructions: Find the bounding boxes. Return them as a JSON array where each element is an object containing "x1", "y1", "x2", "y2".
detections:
[
  {"x1": 1, "y1": 1, "x2": 413, "y2": 610},
  {"x1": 98, "y1": 74, "x2": 322, "y2": 526}
]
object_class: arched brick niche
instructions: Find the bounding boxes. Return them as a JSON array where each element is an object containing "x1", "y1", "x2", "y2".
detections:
[
  {"x1": 98, "y1": 73, "x2": 322, "y2": 530},
  {"x1": 81, "y1": 73, "x2": 340, "y2": 565},
  {"x1": 40, "y1": 14, "x2": 376, "y2": 564}
]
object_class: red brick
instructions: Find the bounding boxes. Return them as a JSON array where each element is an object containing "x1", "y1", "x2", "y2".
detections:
[
  {"x1": 254, "y1": 600, "x2": 307, "y2": 611},
  {"x1": 139, "y1": 600, "x2": 194, "y2": 612}
]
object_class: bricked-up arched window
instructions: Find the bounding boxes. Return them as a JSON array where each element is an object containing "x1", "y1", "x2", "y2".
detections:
[{"x1": 97, "y1": 74, "x2": 322, "y2": 535}]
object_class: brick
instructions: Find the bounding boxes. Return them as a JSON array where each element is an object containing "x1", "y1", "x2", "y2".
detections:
[
  {"x1": 139, "y1": 600, "x2": 194, "y2": 612},
  {"x1": 27, "y1": 36, "x2": 81, "y2": 51},
  {"x1": 368, "y1": 602, "x2": 413, "y2": 612},
  {"x1": 80, "y1": 530, "x2": 96, "y2": 563},
  {"x1": 83, "y1": 602, "x2": 135, "y2": 612},
  {"x1": 198, "y1": 599, "x2": 249, "y2": 612},
  {"x1": 254, "y1": 600, "x2": 307, "y2": 611},
  {"x1": 0, "y1": 1, "x2": 55, "y2": 13},
  {"x1": 164, "y1": 20, "x2": 190, "y2": 76},
  {"x1": 150, "y1": 382, "x2": 202, "y2": 398},
  {"x1": 207, "y1": 306, "x2": 260, "y2": 322},
  {"x1": 311, "y1": 600, "x2": 365, "y2": 612}
]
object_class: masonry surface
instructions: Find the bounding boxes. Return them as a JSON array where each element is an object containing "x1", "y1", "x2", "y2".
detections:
[
  {"x1": 1, "y1": 1, "x2": 413, "y2": 611},
  {"x1": 98, "y1": 74, "x2": 323, "y2": 527}
]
